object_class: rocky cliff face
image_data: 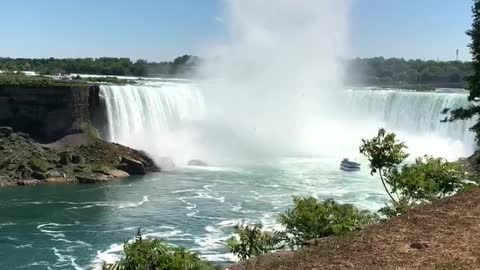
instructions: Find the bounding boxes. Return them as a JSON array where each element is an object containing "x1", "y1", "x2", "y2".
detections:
[
  {"x1": 0, "y1": 85, "x2": 100, "y2": 142},
  {"x1": 0, "y1": 129, "x2": 160, "y2": 187}
]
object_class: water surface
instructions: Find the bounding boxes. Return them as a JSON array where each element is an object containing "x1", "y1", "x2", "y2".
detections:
[{"x1": 0, "y1": 158, "x2": 385, "y2": 270}]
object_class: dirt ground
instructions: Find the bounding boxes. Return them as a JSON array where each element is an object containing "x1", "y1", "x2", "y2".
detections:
[{"x1": 230, "y1": 188, "x2": 480, "y2": 270}]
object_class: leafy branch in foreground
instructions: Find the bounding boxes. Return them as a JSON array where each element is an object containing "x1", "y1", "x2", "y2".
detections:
[
  {"x1": 102, "y1": 229, "x2": 215, "y2": 270},
  {"x1": 227, "y1": 223, "x2": 282, "y2": 261}
]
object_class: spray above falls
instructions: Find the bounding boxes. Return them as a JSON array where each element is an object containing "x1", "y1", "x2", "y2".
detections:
[{"x1": 197, "y1": 0, "x2": 352, "y2": 157}]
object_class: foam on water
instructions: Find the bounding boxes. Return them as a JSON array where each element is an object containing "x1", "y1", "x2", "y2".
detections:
[
  {"x1": 52, "y1": 247, "x2": 84, "y2": 270},
  {"x1": 93, "y1": 243, "x2": 124, "y2": 267},
  {"x1": 117, "y1": 195, "x2": 150, "y2": 209}
]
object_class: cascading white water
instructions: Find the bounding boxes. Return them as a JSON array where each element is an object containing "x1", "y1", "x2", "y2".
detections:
[
  {"x1": 100, "y1": 82, "x2": 207, "y2": 166},
  {"x1": 341, "y1": 89, "x2": 476, "y2": 159},
  {"x1": 344, "y1": 90, "x2": 474, "y2": 142},
  {"x1": 100, "y1": 82, "x2": 476, "y2": 164}
]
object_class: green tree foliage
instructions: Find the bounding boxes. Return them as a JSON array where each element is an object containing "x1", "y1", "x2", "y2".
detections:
[
  {"x1": 0, "y1": 73, "x2": 87, "y2": 89},
  {"x1": 0, "y1": 55, "x2": 470, "y2": 84},
  {"x1": 446, "y1": 0, "x2": 480, "y2": 143},
  {"x1": 467, "y1": 0, "x2": 480, "y2": 101},
  {"x1": 226, "y1": 197, "x2": 377, "y2": 260},
  {"x1": 360, "y1": 128, "x2": 409, "y2": 205},
  {"x1": 361, "y1": 129, "x2": 465, "y2": 217},
  {"x1": 103, "y1": 230, "x2": 215, "y2": 270},
  {"x1": 0, "y1": 55, "x2": 201, "y2": 77},
  {"x1": 346, "y1": 57, "x2": 471, "y2": 88},
  {"x1": 278, "y1": 197, "x2": 377, "y2": 249},
  {"x1": 227, "y1": 223, "x2": 281, "y2": 261},
  {"x1": 390, "y1": 156, "x2": 463, "y2": 201}
]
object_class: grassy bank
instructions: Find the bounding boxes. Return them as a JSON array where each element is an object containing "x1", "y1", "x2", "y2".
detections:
[{"x1": 229, "y1": 187, "x2": 480, "y2": 270}]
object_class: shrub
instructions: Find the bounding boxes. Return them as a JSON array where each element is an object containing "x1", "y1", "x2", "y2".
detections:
[
  {"x1": 278, "y1": 197, "x2": 378, "y2": 248},
  {"x1": 361, "y1": 129, "x2": 465, "y2": 217},
  {"x1": 391, "y1": 155, "x2": 463, "y2": 201},
  {"x1": 103, "y1": 230, "x2": 215, "y2": 270},
  {"x1": 378, "y1": 196, "x2": 414, "y2": 219},
  {"x1": 80, "y1": 122, "x2": 100, "y2": 140},
  {"x1": 227, "y1": 223, "x2": 282, "y2": 261}
]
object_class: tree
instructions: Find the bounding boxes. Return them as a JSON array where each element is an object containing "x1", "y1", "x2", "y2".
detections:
[
  {"x1": 447, "y1": 0, "x2": 480, "y2": 142},
  {"x1": 360, "y1": 129, "x2": 465, "y2": 217},
  {"x1": 360, "y1": 128, "x2": 409, "y2": 205}
]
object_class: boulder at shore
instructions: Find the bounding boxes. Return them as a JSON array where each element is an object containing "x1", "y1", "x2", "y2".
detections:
[
  {"x1": 0, "y1": 128, "x2": 160, "y2": 187},
  {"x1": 117, "y1": 157, "x2": 146, "y2": 175}
]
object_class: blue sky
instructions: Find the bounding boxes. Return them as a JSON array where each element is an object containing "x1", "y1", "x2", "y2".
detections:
[{"x1": 0, "y1": 0, "x2": 472, "y2": 61}]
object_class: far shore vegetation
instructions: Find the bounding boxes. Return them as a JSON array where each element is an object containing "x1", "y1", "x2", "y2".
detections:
[
  {"x1": 0, "y1": 72, "x2": 88, "y2": 89},
  {"x1": 0, "y1": 55, "x2": 472, "y2": 90},
  {"x1": 0, "y1": 71, "x2": 137, "y2": 89},
  {"x1": 0, "y1": 55, "x2": 201, "y2": 78}
]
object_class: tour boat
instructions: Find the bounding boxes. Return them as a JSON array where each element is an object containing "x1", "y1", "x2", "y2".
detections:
[{"x1": 340, "y1": 159, "x2": 361, "y2": 172}]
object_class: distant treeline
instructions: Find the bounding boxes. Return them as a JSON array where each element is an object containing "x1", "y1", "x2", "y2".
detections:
[
  {"x1": 345, "y1": 57, "x2": 472, "y2": 88},
  {"x1": 0, "y1": 56, "x2": 473, "y2": 88},
  {"x1": 0, "y1": 55, "x2": 201, "y2": 77}
]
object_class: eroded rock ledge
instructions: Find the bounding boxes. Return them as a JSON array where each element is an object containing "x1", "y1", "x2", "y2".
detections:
[{"x1": 0, "y1": 128, "x2": 159, "y2": 187}]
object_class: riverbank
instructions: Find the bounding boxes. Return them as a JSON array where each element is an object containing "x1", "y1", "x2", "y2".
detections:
[
  {"x1": 0, "y1": 127, "x2": 159, "y2": 187},
  {"x1": 227, "y1": 186, "x2": 480, "y2": 270}
]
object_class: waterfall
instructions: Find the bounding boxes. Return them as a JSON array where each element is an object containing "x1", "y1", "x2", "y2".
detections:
[
  {"x1": 99, "y1": 83, "x2": 476, "y2": 164},
  {"x1": 100, "y1": 82, "x2": 207, "y2": 165},
  {"x1": 343, "y1": 90, "x2": 475, "y2": 143},
  {"x1": 339, "y1": 89, "x2": 476, "y2": 159}
]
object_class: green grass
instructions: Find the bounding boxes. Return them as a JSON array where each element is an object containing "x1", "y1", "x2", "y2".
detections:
[{"x1": 0, "y1": 74, "x2": 88, "y2": 89}]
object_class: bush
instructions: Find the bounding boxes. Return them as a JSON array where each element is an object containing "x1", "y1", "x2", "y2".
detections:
[
  {"x1": 227, "y1": 223, "x2": 281, "y2": 261},
  {"x1": 361, "y1": 129, "x2": 465, "y2": 217},
  {"x1": 80, "y1": 122, "x2": 100, "y2": 140},
  {"x1": 103, "y1": 230, "x2": 215, "y2": 270},
  {"x1": 225, "y1": 197, "x2": 377, "y2": 260},
  {"x1": 278, "y1": 197, "x2": 378, "y2": 248},
  {"x1": 391, "y1": 155, "x2": 463, "y2": 201},
  {"x1": 378, "y1": 196, "x2": 415, "y2": 219}
]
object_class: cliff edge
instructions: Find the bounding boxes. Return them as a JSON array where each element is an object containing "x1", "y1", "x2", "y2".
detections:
[{"x1": 0, "y1": 77, "x2": 101, "y2": 143}]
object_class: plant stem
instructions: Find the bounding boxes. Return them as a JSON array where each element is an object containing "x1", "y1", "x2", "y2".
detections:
[{"x1": 379, "y1": 169, "x2": 398, "y2": 205}]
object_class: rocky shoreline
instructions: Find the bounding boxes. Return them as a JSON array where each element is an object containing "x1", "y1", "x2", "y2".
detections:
[{"x1": 0, "y1": 127, "x2": 159, "y2": 187}]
